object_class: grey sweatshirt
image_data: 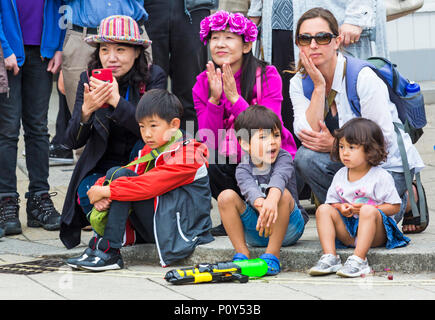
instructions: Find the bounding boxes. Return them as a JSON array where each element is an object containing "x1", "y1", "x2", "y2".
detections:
[{"x1": 236, "y1": 149, "x2": 309, "y2": 224}]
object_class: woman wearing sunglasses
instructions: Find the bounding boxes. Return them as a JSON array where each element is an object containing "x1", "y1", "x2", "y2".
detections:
[{"x1": 289, "y1": 8, "x2": 424, "y2": 233}]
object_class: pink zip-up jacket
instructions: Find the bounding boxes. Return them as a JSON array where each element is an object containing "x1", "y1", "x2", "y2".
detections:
[{"x1": 193, "y1": 64, "x2": 297, "y2": 160}]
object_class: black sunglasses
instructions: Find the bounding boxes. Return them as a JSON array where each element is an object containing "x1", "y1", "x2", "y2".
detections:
[{"x1": 297, "y1": 32, "x2": 337, "y2": 46}]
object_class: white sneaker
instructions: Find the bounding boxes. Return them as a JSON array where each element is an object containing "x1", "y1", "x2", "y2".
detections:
[
  {"x1": 309, "y1": 254, "x2": 342, "y2": 276},
  {"x1": 336, "y1": 255, "x2": 371, "y2": 278}
]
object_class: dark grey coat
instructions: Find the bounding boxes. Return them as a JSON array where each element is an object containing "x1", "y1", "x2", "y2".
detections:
[{"x1": 154, "y1": 173, "x2": 214, "y2": 266}]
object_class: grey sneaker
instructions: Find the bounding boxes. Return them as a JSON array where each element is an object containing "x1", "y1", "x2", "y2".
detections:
[
  {"x1": 336, "y1": 255, "x2": 371, "y2": 278},
  {"x1": 309, "y1": 254, "x2": 342, "y2": 276}
]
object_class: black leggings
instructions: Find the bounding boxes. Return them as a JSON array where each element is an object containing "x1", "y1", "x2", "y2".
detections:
[{"x1": 206, "y1": 152, "x2": 242, "y2": 200}]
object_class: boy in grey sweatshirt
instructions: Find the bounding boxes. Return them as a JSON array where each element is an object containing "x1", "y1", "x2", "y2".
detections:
[{"x1": 218, "y1": 105, "x2": 308, "y2": 275}]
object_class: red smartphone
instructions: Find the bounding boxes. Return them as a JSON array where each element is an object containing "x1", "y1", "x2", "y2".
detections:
[{"x1": 91, "y1": 68, "x2": 113, "y2": 108}]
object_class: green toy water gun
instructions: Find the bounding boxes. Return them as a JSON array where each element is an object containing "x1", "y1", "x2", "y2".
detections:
[{"x1": 164, "y1": 258, "x2": 268, "y2": 285}]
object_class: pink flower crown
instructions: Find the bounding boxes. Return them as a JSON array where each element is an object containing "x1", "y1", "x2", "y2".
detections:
[{"x1": 199, "y1": 11, "x2": 258, "y2": 45}]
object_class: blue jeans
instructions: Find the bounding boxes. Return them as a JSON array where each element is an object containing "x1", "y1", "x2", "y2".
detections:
[
  {"x1": 77, "y1": 173, "x2": 105, "y2": 215},
  {"x1": 0, "y1": 46, "x2": 53, "y2": 195},
  {"x1": 241, "y1": 204, "x2": 305, "y2": 247},
  {"x1": 294, "y1": 146, "x2": 344, "y2": 204}
]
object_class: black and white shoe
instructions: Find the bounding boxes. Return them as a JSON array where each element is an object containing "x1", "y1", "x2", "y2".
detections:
[
  {"x1": 77, "y1": 248, "x2": 124, "y2": 271},
  {"x1": 66, "y1": 247, "x2": 96, "y2": 270},
  {"x1": 73, "y1": 239, "x2": 124, "y2": 271},
  {"x1": 66, "y1": 236, "x2": 100, "y2": 269}
]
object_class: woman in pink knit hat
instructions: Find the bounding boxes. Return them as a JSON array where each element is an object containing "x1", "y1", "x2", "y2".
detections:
[
  {"x1": 60, "y1": 15, "x2": 166, "y2": 249},
  {"x1": 192, "y1": 11, "x2": 298, "y2": 236}
]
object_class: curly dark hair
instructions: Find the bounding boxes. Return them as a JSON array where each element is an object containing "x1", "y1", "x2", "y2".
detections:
[
  {"x1": 87, "y1": 43, "x2": 149, "y2": 89},
  {"x1": 331, "y1": 118, "x2": 388, "y2": 167}
]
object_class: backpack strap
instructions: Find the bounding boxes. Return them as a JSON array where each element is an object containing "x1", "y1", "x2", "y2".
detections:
[
  {"x1": 344, "y1": 56, "x2": 425, "y2": 222},
  {"x1": 301, "y1": 54, "x2": 372, "y2": 117},
  {"x1": 125, "y1": 129, "x2": 184, "y2": 168},
  {"x1": 393, "y1": 123, "x2": 427, "y2": 223},
  {"x1": 342, "y1": 55, "x2": 375, "y2": 117}
]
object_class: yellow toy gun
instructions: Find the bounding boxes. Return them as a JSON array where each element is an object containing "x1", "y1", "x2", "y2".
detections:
[
  {"x1": 164, "y1": 269, "x2": 248, "y2": 284},
  {"x1": 164, "y1": 258, "x2": 268, "y2": 285}
]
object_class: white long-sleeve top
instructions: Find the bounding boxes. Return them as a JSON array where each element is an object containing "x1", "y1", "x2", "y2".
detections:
[{"x1": 290, "y1": 52, "x2": 424, "y2": 173}]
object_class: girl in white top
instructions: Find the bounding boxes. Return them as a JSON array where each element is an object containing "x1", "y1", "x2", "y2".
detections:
[
  {"x1": 309, "y1": 118, "x2": 410, "y2": 278},
  {"x1": 289, "y1": 7, "x2": 424, "y2": 233}
]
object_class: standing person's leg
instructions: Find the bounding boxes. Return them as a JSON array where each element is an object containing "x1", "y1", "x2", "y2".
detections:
[
  {"x1": 170, "y1": 1, "x2": 209, "y2": 133},
  {"x1": 61, "y1": 29, "x2": 95, "y2": 160},
  {"x1": 49, "y1": 86, "x2": 74, "y2": 165},
  {"x1": 61, "y1": 29, "x2": 95, "y2": 114},
  {"x1": 0, "y1": 69, "x2": 22, "y2": 235},
  {"x1": 51, "y1": 86, "x2": 70, "y2": 146},
  {"x1": 143, "y1": 0, "x2": 170, "y2": 86},
  {"x1": 272, "y1": 29, "x2": 296, "y2": 137},
  {"x1": 21, "y1": 46, "x2": 61, "y2": 231}
]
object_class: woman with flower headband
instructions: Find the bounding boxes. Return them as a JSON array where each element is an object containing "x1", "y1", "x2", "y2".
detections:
[{"x1": 192, "y1": 11, "x2": 298, "y2": 236}]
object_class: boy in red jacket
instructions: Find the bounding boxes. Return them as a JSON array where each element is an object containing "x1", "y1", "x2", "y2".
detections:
[{"x1": 67, "y1": 89, "x2": 213, "y2": 271}]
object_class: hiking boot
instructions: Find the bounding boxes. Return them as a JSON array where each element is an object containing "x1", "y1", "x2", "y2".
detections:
[
  {"x1": 26, "y1": 191, "x2": 61, "y2": 231},
  {"x1": 309, "y1": 254, "x2": 342, "y2": 276},
  {"x1": 76, "y1": 238, "x2": 124, "y2": 272},
  {"x1": 49, "y1": 143, "x2": 74, "y2": 166},
  {"x1": 336, "y1": 255, "x2": 371, "y2": 278},
  {"x1": 0, "y1": 194, "x2": 22, "y2": 235}
]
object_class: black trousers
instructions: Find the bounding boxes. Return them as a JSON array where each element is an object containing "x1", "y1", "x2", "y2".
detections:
[
  {"x1": 51, "y1": 87, "x2": 71, "y2": 147},
  {"x1": 102, "y1": 167, "x2": 155, "y2": 249},
  {"x1": 0, "y1": 46, "x2": 52, "y2": 194},
  {"x1": 144, "y1": 0, "x2": 209, "y2": 133},
  {"x1": 207, "y1": 152, "x2": 242, "y2": 200}
]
